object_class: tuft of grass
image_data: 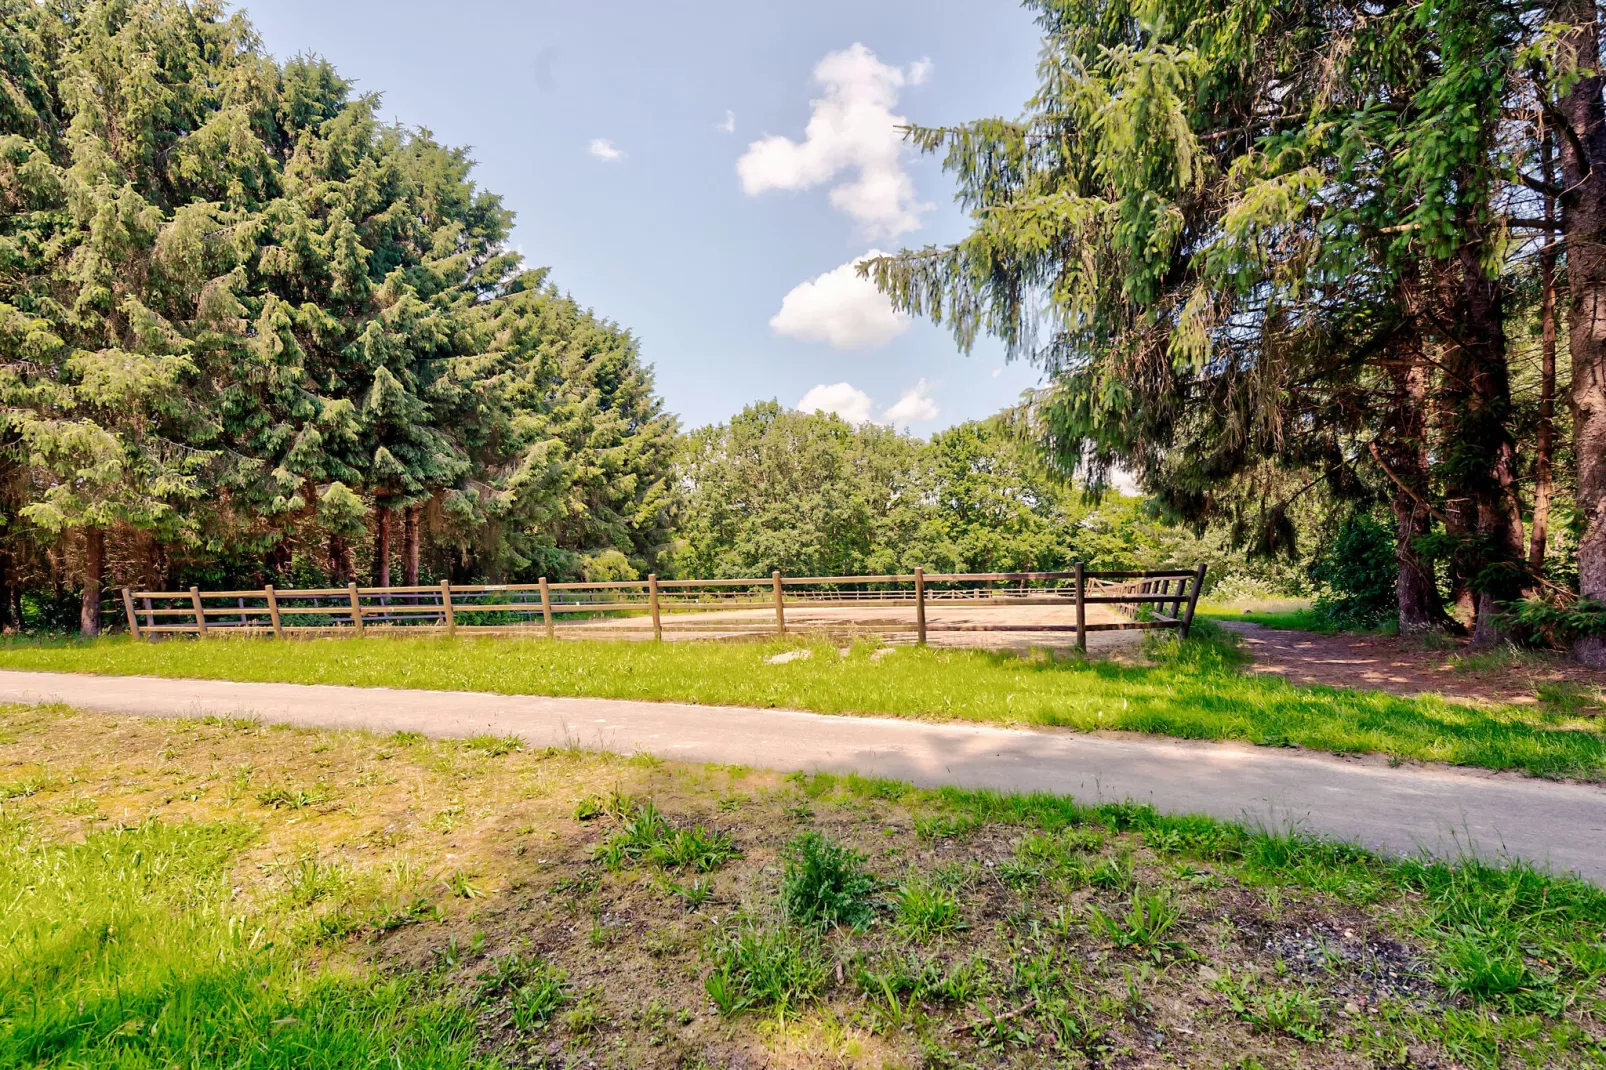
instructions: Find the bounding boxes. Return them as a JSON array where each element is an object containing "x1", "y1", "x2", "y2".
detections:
[
  {"x1": 461, "y1": 734, "x2": 521, "y2": 757},
  {"x1": 254, "y1": 783, "x2": 332, "y2": 809},
  {"x1": 592, "y1": 799, "x2": 739, "y2": 873},
  {"x1": 893, "y1": 880, "x2": 965, "y2": 938},
  {"x1": 779, "y1": 831, "x2": 877, "y2": 930},
  {"x1": 704, "y1": 921, "x2": 828, "y2": 1019},
  {"x1": 6, "y1": 628, "x2": 1602, "y2": 779}
]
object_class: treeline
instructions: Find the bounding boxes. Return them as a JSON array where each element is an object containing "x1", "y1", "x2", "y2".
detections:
[
  {"x1": 676, "y1": 403, "x2": 1233, "y2": 581},
  {"x1": 0, "y1": 1, "x2": 676, "y2": 632},
  {"x1": 869, "y1": 0, "x2": 1606, "y2": 659}
]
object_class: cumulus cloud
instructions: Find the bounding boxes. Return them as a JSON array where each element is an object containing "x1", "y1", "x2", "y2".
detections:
[
  {"x1": 797, "y1": 382, "x2": 875, "y2": 424},
  {"x1": 718, "y1": 110, "x2": 736, "y2": 134},
  {"x1": 882, "y1": 379, "x2": 939, "y2": 426},
  {"x1": 737, "y1": 43, "x2": 930, "y2": 237},
  {"x1": 588, "y1": 138, "x2": 623, "y2": 161},
  {"x1": 770, "y1": 251, "x2": 909, "y2": 350}
]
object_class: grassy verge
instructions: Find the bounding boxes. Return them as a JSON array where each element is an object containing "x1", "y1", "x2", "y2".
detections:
[
  {"x1": 2, "y1": 626, "x2": 1603, "y2": 781},
  {"x1": 2, "y1": 702, "x2": 1601, "y2": 1068}
]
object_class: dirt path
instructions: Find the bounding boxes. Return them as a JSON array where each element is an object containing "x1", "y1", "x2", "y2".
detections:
[
  {"x1": 2, "y1": 669, "x2": 1602, "y2": 885},
  {"x1": 1218, "y1": 620, "x2": 1606, "y2": 706}
]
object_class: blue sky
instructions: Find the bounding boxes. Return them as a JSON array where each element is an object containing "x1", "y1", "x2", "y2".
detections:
[{"x1": 238, "y1": 1, "x2": 1046, "y2": 434}]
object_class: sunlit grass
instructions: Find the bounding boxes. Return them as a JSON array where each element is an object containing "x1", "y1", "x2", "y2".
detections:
[
  {"x1": 0, "y1": 820, "x2": 495, "y2": 1070},
  {"x1": 1, "y1": 624, "x2": 1601, "y2": 779}
]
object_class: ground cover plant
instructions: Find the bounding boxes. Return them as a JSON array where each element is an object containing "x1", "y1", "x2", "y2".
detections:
[
  {"x1": 2, "y1": 626, "x2": 1604, "y2": 781},
  {"x1": 1, "y1": 702, "x2": 1602, "y2": 1068}
]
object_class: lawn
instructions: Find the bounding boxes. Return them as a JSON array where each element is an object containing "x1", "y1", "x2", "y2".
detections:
[
  {"x1": 1, "y1": 702, "x2": 1601, "y2": 1069},
  {"x1": 2, "y1": 625, "x2": 1603, "y2": 781}
]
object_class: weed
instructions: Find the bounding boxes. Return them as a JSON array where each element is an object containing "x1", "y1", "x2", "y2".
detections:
[
  {"x1": 704, "y1": 921, "x2": 828, "y2": 1019},
  {"x1": 779, "y1": 831, "x2": 877, "y2": 929},
  {"x1": 442, "y1": 870, "x2": 486, "y2": 899},
  {"x1": 255, "y1": 783, "x2": 331, "y2": 809},
  {"x1": 592, "y1": 800, "x2": 739, "y2": 873},
  {"x1": 660, "y1": 875, "x2": 715, "y2": 910},
  {"x1": 646, "y1": 825, "x2": 741, "y2": 872},
  {"x1": 893, "y1": 880, "x2": 965, "y2": 938},
  {"x1": 1087, "y1": 852, "x2": 1133, "y2": 892},
  {"x1": 1213, "y1": 970, "x2": 1327, "y2": 1041},
  {"x1": 1086, "y1": 890, "x2": 1186, "y2": 960},
  {"x1": 510, "y1": 963, "x2": 571, "y2": 1030},
  {"x1": 462, "y1": 734, "x2": 521, "y2": 757}
]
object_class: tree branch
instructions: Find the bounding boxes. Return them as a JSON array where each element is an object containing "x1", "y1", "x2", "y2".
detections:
[{"x1": 1368, "y1": 441, "x2": 1450, "y2": 526}]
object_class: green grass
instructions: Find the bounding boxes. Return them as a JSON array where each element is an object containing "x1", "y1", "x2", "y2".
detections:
[
  {"x1": 1, "y1": 625, "x2": 1602, "y2": 779},
  {"x1": 1196, "y1": 604, "x2": 1336, "y2": 632},
  {"x1": 0, "y1": 819, "x2": 496, "y2": 1070},
  {"x1": 4, "y1": 702, "x2": 1604, "y2": 1067}
]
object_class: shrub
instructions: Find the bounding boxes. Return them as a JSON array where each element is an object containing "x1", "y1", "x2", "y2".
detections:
[
  {"x1": 1310, "y1": 515, "x2": 1397, "y2": 630},
  {"x1": 779, "y1": 831, "x2": 877, "y2": 929}
]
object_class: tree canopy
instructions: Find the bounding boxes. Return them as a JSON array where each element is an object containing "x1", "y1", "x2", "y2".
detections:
[{"x1": 0, "y1": 0, "x2": 677, "y2": 631}]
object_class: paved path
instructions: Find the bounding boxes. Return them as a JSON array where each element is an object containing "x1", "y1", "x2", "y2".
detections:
[{"x1": 3, "y1": 669, "x2": 1603, "y2": 884}]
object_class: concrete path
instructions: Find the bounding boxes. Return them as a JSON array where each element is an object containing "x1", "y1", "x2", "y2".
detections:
[{"x1": 2, "y1": 669, "x2": 1603, "y2": 885}]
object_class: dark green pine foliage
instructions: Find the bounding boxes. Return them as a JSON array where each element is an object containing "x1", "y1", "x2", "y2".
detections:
[{"x1": 0, "y1": 0, "x2": 676, "y2": 632}]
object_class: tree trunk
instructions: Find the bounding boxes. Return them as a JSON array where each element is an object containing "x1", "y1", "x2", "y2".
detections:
[
  {"x1": 328, "y1": 534, "x2": 350, "y2": 585},
  {"x1": 80, "y1": 527, "x2": 104, "y2": 637},
  {"x1": 403, "y1": 504, "x2": 420, "y2": 586},
  {"x1": 1553, "y1": 0, "x2": 1606, "y2": 665},
  {"x1": 1442, "y1": 236, "x2": 1527, "y2": 646},
  {"x1": 0, "y1": 549, "x2": 12, "y2": 633},
  {"x1": 1531, "y1": 130, "x2": 1559, "y2": 572},
  {"x1": 373, "y1": 501, "x2": 392, "y2": 587},
  {"x1": 1377, "y1": 317, "x2": 1452, "y2": 632}
]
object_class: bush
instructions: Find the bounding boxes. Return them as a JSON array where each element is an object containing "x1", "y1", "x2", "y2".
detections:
[
  {"x1": 1309, "y1": 515, "x2": 1396, "y2": 630},
  {"x1": 779, "y1": 831, "x2": 877, "y2": 929}
]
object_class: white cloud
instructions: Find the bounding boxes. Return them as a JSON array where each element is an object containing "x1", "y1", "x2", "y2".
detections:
[
  {"x1": 882, "y1": 379, "x2": 939, "y2": 426},
  {"x1": 797, "y1": 382, "x2": 875, "y2": 424},
  {"x1": 770, "y1": 251, "x2": 909, "y2": 350},
  {"x1": 588, "y1": 138, "x2": 623, "y2": 161},
  {"x1": 991, "y1": 367, "x2": 1003, "y2": 379},
  {"x1": 718, "y1": 110, "x2": 736, "y2": 134},
  {"x1": 736, "y1": 43, "x2": 930, "y2": 237}
]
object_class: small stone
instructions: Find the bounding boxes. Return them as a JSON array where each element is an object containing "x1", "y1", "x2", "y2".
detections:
[
  {"x1": 765, "y1": 649, "x2": 812, "y2": 665},
  {"x1": 1197, "y1": 965, "x2": 1220, "y2": 983}
]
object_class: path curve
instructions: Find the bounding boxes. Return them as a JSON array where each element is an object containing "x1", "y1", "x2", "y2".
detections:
[{"x1": 2, "y1": 669, "x2": 1603, "y2": 884}]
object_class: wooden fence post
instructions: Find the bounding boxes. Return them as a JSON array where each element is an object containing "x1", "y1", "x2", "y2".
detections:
[
  {"x1": 189, "y1": 586, "x2": 208, "y2": 637},
  {"x1": 538, "y1": 576, "x2": 554, "y2": 638},
  {"x1": 121, "y1": 588, "x2": 142, "y2": 641},
  {"x1": 1181, "y1": 563, "x2": 1207, "y2": 638},
  {"x1": 347, "y1": 582, "x2": 364, "y2": 634},
  {"x1": 772, "y1": 571, "x2": 785, "y2": 636},
  {"x1": 914, "y1": 567, "x2": 927, "y2": 646},
  {"x1": 265, "y1": 585, "x2": 284, "y2": 638},
  {"x1": 1074, "y1": 563, "x2": 1086, "y2": 652},
  {"x1": 1168, "y1": 576, "x2": 1185, "y2": 620},
  {"x1": 648, "y1": 573, "x2": 662, "y2": 641},
  {"x1": 440, "y1": 579, "x2": 456, "y2": 636}
]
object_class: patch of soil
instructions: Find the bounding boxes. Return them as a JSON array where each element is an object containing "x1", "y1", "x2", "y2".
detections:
[{"x1": 1218, "y1": 620, "x2": 1606, "y2": 706}]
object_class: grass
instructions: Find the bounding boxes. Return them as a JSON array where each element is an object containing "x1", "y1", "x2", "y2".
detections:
[
  {"x1": 3, "y1": 625, "x2": 1604, "y2": 780},
  {"x1": 2, "y1": 701, "x2": 1601, "y2": 1067}
]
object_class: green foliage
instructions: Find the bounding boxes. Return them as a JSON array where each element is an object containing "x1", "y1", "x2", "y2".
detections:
[
  {"x1": 674, "y1": 405, "x2": 1234, "y2": 578},
  {"x1": 779, "y1": 831, "x2": 877, "y2": 930},
  {"x1": 0, "y1": 0, "x2": 676, "y2": 628},
  {"x1": 1309, "y1": 515, "x2": 1398, "y2": 630},
  {"x1": 703, "y1": 921, "x2": 828, "y2": 1019}
]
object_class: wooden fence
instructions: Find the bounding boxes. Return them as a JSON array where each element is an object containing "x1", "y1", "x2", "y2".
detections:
[{"x1": 119, "y1": 564, "x2": 1207, "y2": 651}]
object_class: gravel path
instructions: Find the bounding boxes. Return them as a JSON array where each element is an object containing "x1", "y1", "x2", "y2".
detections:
[{"x1": 2, "y1": 668, "x2": 1602, "y2": 884}]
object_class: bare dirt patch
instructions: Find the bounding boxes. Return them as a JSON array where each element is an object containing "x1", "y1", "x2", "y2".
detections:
[{"x1": 1220, "y1": 620, "x2": 1606, "y2": 708}]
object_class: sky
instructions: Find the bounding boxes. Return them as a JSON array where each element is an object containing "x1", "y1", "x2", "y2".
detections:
[{"x1": 236, "y1": 1, "x2": 1047, "y2": 435}]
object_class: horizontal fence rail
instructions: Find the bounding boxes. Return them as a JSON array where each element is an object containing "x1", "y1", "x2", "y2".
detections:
[{"x1": 121, "y1": 564, "x2": 1207, "y2": 650}]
